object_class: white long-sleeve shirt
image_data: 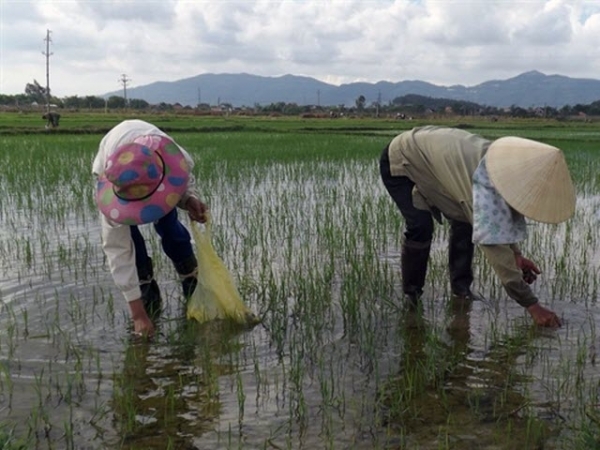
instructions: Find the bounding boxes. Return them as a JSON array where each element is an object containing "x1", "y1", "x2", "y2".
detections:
[{"x1": 93, "y1": 120, "x2": 197, "y2": 302}]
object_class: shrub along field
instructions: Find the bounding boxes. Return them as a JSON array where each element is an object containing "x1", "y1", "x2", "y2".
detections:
[{"x1": 0, "y1": 113, "x2": 599, "y2": 449}]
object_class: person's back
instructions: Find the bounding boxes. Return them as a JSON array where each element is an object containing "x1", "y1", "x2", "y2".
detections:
[{"x1": 389, "y1": 126, "x2": 491, "y2": 223}]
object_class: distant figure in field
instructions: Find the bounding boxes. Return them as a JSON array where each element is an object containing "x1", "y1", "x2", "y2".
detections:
[
  {"x1": 43, "y1": 112, "x2": 60, "y2": 129},
  {"x1": 92, "y1": 119, "x2": 209, "y2": 337},
  {"x1": 380, "y1": 125, "x2": 575, "y2": 328}
]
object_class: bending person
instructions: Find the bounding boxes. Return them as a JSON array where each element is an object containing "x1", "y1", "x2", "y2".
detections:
[
  {"x1": 380, "y1": 126, "x2": 575, "y2": 327},
  {"x1": 93, "y1": 119, "x2": 208, "y2": 336}
]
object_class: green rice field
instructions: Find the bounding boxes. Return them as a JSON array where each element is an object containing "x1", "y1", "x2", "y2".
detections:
[{"x1": 1, "y1": 114, "x2": 600, "y2": 449}]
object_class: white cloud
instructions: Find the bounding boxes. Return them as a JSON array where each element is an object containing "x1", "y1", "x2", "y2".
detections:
[
  {"x1": 511, "y1": 1, "x2": 573, "y2": 45},
  {"x1": 1, "y1": 0, "x2": 599, "y2": 97},
  {"x1": 77, "y1": 0, "x2": 177, "y2": 25}
]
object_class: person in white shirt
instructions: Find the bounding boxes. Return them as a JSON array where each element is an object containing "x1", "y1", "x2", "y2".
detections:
[{"x1": 93, "y1": 120, "x2": 208, "y2": 337}]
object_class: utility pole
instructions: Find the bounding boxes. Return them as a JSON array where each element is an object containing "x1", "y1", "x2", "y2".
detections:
[
  {"x1": 197, "y1": 87, "x2": 201, "y2": 107},
  {"x1": 376, "y1": 91, "x2": 382, "y2": 118},
  {"x1": 317, "y1": 89, "x2": 320, "y2": 107},
  {"x1": 118, "y1": 73, "x2": 131, "y2": 106},
  {"x1": 42, "y1": 29, "x2": 53, "y2": 112}
]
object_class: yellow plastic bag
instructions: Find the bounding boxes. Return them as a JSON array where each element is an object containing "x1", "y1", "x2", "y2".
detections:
[{"x1": 187, "y1": 218, "x2": 258, "y2": 325}]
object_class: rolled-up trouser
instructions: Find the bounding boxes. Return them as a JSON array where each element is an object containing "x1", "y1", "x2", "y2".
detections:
[{"x1": 131, "y1": 208, "x2": 197, "y2": 299}]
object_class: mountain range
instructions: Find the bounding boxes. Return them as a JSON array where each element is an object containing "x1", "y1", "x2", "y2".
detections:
[{"x1": 104, "y1": 70, "x2": 600, "y2": 109}]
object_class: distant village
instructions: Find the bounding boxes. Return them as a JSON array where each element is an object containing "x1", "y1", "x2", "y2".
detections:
[{"x1": 1, "y1": 85, "x2": 599, "y2": 122}]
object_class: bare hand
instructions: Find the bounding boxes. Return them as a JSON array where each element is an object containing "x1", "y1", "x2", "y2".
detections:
[
  {"x1": 515, "y1": 254, "x2": 541, "y2": 284},
  {"x1": 133, "y1": 316, "x2": 155, "y2": 337},
  {"x1": 186, "y1": 197, "x2": 209, "y2": 223},
  {"x1": 129, "y1": 299, "x2": 155, "y2": 337},
  {"x1": 527, "y1": 303, "x2": 562, "y2": 328}
]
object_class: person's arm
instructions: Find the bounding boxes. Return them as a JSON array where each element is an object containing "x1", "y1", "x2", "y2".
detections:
[
  {"x1": 100, "y1": 214, "x2": 154, "y2": 336},
  {"x1": 185, "y1": 195, "x2": 209, "y2": 223},
  {"x1": 177, "y1": 171, "x2": 199, "y2": 210},
  {"x1": 508, "y1": 244, "x2": 540, "y2": 283},
  {"x1": 478, "y1": 244, "x2": 561, "y2": 327},
  {"x1": 172, "y1": 152, "x2": 209, "y2": 223},
  {"x1": 174, "y1": 145, "x2": 197, "y2": 207}
]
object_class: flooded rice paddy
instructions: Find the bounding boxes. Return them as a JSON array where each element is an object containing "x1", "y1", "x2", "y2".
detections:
[{"x1": 1, "y1": 128, "x2": 600, "y2": 449}]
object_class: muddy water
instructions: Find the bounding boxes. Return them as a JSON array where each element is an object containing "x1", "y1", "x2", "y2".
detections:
[{"x1": 1, "y1": 165, "x2": 600, "y2": 449}]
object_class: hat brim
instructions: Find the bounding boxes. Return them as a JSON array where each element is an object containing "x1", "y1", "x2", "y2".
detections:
[
  {"x1": 486, "y1": 137, "x2": 575, "y2": 224},
  {"x1": 96, "y1": 136, "x2": 190, "y2": 225}
]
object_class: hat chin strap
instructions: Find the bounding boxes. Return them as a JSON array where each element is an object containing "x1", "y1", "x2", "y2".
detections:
[{"x1": 113, "y1": 153, "x2": 166, "y2": 202}]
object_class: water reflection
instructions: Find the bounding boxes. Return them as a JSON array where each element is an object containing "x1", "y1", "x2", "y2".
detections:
[
  {"x1": 110, "y1": 319, "x2": 245, "y2": 449},
  {"x1": 379, "y1": 297, "x2": 555, "y2": 449}
]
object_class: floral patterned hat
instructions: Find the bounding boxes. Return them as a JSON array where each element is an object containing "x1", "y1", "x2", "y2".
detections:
[{"x1": 96, "y1": 135, "x2": 190, "y2": 225}]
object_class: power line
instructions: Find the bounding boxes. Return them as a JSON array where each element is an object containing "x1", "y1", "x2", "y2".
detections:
[
  {"x1": 118, "y1": 73, "x2": 132, "y2": 104},
  {"x1": 42, "y1": 29, "x2": 53, "y2": 111}
]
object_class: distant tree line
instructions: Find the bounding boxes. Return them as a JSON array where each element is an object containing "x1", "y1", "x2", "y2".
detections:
[
  {"x1": 2, "y1": 82, "x2": 600, "y2": 118},
  {"x1": 388, "y1": 94, "x2": 600, "y2": 119}
]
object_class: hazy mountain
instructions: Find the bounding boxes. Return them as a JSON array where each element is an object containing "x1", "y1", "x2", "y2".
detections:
[{"x1": 104, "y1": 70, "x2": 600, "y2": 109}]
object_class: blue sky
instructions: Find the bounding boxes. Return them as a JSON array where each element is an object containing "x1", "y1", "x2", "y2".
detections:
[{"x1": 1, "y1": 0, "x2": 599, "y2": 97}]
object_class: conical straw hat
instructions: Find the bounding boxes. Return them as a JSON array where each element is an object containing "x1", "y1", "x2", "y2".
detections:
[{"x1": 486, "y1": 137, "x2": 575, "y2": 224}]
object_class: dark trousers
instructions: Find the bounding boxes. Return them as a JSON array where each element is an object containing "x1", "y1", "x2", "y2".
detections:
[
  {"x1": 379, "y1": 145, "x2": 475, "y2": 295},
  {"x1": 379, "y1": 146, "x2": 434, "y2": 243},
  {"x1": 130, "y1": 208, "x2": 194, "y2": 268}
]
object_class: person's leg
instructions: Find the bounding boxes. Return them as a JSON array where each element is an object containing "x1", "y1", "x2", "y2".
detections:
[
  {"x1": 154, "y1": 208, "x2": 198, "y2": 298},
  {"x1": 448, "y1": 220, "x2": 476, "y2": 299},
  {"x1": 380, "y1": 146, "x2": 434, "y2": 304},
  {"x1": 130, "y1": 226, "x2": 162, "y2": 317}
]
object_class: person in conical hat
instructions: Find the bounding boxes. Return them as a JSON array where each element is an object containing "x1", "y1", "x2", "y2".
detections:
[
  {"x1": 380, "y1": 125, "x2": 575, "y2": 327},
  {"x1": 93, "y1": 119, "x2": 209, "y2": 337}
]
